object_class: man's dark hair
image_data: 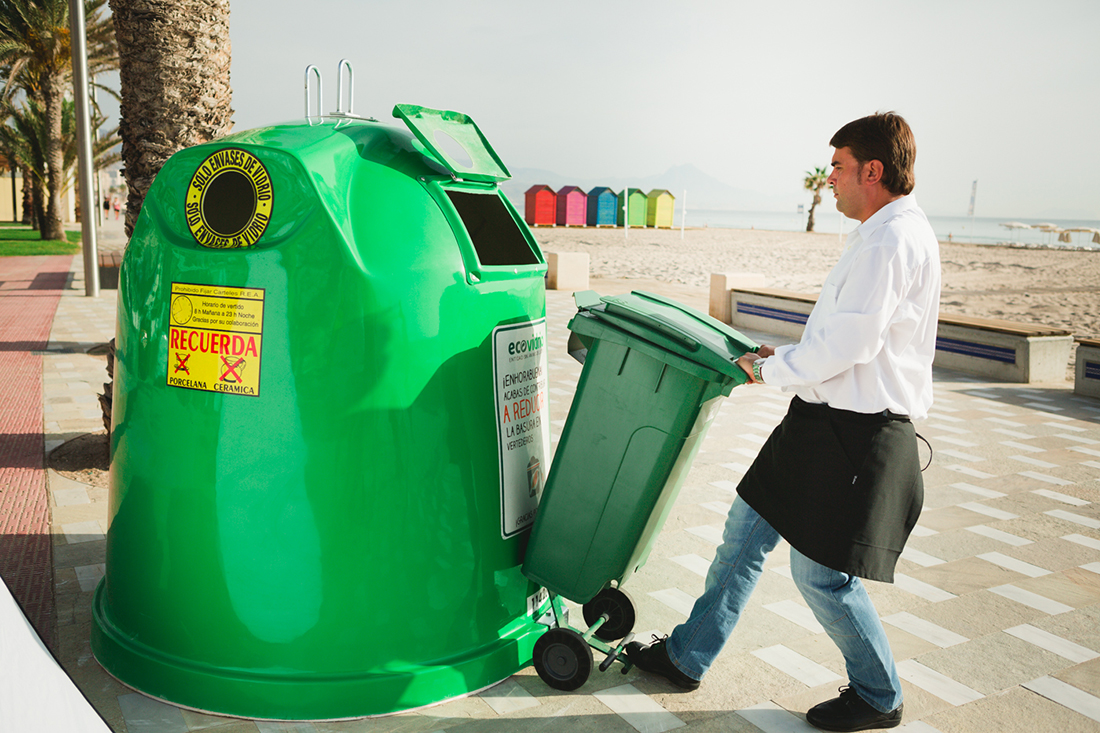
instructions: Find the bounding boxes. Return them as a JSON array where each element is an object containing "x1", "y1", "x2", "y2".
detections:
[{"x1": 830, "y1": 112, "x2": 916, "y2": 196}]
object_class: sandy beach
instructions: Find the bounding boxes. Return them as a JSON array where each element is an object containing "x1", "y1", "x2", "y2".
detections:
[{"x1": 533, "y1": 226, "x2": 1100, "y2": 342}]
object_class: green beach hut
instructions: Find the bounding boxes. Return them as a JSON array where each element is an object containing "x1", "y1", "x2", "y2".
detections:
[
  {"x1": 616, "y1": 188, "x2": 648, "y2": 227},
  {"x1": 646, "y1": 189, "x2": 675, "y2": 228}
]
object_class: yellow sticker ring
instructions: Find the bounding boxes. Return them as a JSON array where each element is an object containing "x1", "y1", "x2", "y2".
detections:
[{"x1": 185, "y1": 148, "x2": 273, "y2": 249}]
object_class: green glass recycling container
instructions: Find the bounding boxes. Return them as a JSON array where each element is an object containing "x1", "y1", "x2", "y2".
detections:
[
  {"x1": 92, "y1": 106, "x2": 555, "y2": 720},
  {"x1": 523, "y1": 291, "x2": 757, "y2": 603}
]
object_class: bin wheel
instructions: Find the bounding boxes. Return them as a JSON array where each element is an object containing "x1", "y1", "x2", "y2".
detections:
[
  {"x1": 533, "y1": 628, "x2": 593, "y2": 691},
  {"x1": 582, "y1": 587, "x2": 636, "y2": 641}
]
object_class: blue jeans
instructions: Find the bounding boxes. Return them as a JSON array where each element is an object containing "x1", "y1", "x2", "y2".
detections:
[{"x1": 666, "y1": 497, "x2": 903, "y2": 713}]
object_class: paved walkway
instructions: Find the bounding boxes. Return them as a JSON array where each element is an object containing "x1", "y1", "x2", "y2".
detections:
[
  {"x1": 4, "y1": 234, "x2": 1100, "y2": 731},
  {"x1": 0, "y1": 254, "x2": 71, "y2": 652}
]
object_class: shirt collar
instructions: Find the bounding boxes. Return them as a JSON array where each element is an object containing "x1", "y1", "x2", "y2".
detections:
[
  {"x1": 844, "y1": 193, "x2": 918, "y2": 252},
  {"x1": 855, "y1": 193, "x2": 918, "y2": 240}
]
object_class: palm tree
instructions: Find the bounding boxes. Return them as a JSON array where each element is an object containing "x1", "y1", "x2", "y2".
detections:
[
  {"x1": 109, "y1": 0, "x2": 232, "y2": 238},
  {"x1": 0, "y1": 0, "x2": 117, "y2": 240},
  {"x1": 803, "y1": 166, "x2": 828, "y2": 233},
  {"x1": 101, "y1": 0, "x2": 232, "y2": 433},
  {"x1": 0, "y1": 94, "x2": 119, "y2": 231},
  {"x1": 0, "y1": 99, "x2": 45, "y2": 227}
]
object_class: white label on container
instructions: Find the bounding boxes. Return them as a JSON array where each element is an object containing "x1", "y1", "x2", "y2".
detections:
[
  {"x1": 493, "y1": 319, "x2": 551, "y2": 539},
  {"x1": 527, "y1": 587, "x2": 550, "y2": 618}
]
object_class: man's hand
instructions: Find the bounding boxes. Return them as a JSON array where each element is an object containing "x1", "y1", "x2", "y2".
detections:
[
  {"x1": 736, "y1": 344, "x2": 774, "y2": 383},
  {"x1": 736, "y1": 353, "x2": 760, "y2": 382}
]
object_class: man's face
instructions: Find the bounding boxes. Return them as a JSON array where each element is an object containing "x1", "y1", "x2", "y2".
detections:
[{"x1": 827, "y1": 146, "x2": 866, "y2": 220}]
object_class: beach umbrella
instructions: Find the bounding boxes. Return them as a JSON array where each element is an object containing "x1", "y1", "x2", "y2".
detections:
[
  {"x1": 999, "y1": 222, "x2": 1031, "y2": 242},
  {"x1": 1031, "y1": 223, "x2": 1059, "y2": 245},
  {"x1": 1063, "y1": 227, "x2": 1100, "y2": 246}
]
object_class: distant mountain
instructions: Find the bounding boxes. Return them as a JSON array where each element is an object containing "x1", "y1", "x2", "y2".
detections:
[{"x1": 500, "y1": 163, "x2": 797, "y2": 212}]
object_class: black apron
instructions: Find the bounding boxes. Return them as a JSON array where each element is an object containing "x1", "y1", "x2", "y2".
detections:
[{"x1": 736, "y1": 396, "x2": 923, "y2": 583}]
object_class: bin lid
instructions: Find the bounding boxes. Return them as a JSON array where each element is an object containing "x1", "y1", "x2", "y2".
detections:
[
  {"x1": 393, "y1": 104, "x2": 511, "y2": 183},
  {"x1": 571, "y1": 290, "x2": 758, "y2": 381}
]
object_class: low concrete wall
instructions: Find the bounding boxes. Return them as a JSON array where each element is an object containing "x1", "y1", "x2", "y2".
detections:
[
  {"x1": 1075, "y1": 339, "x2": 1100, "y2": 398},
  {"x1": 934, "y1": 319, "x2": 1073, "y2": 383},
  {"x1": 709, "y1": 272, "x2": 766, "y2": 324},
  {"x1": 717, "y1": 281, "x2": 1074, "y2": 383},
  {"x1": 727, "y1": 287, "x2": 816, "y2": 340},
  {"x1": 545, "y1": 251, "x2": 589, "y2": 292}
]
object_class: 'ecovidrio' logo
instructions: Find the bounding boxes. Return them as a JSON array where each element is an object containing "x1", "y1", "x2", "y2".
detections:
[
  {"x1": 185, "y1": 148, "x2": 273, "y2": 249},
  {"x1": 508, "y1": 334, "x2": 544, "y2": 356}
]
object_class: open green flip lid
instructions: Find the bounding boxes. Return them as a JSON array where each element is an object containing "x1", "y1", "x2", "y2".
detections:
[
  {"x1": 571, "y1": 290, "x2": 758, "y2": 381},
  {"x1": 393, "y1": 104, "x2": 511, "y2": 182}
]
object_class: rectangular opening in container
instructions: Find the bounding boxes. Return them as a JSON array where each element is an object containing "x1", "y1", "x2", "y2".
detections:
[{"x1": 445, "y1": 190, "x2": 539, "y2": 266}]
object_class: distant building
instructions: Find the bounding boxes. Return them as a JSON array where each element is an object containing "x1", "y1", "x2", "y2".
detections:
[
  {"x1": 646, "y1": 189, "x2": 675, "y2": 228},
  {"x1": 617, "y1": 188, "x2": 648, "y2": 227},
  {"x1": 524, "y1": 185, "x2": 556, "y2": 226},
  {"x1": 0, "y1": 157, "x2": 22, "y2": 223},
  {"x1": 586, "y1": 186, "x2": 617, "y2": 227},
  {"x1": 555, "y1": 186, "x2": 587, "y2": 227}
]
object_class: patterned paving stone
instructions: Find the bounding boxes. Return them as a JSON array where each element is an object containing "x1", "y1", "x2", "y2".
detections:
[{"x1": 6, "y1": 270, "x2": 1097, "y2": 732}]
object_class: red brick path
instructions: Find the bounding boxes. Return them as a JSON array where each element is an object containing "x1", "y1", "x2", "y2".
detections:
[{"x1": 0, "y1": 255, "x2": 72, "y2": 650}]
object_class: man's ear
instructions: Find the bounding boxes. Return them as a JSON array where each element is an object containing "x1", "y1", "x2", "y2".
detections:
[{"x1": 863, "y1": 160, "x2": 884, "y2": 185}]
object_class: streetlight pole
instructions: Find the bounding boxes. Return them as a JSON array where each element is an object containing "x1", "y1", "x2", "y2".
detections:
[{"x1": 69, "y1": 0, "x2": 99, "y2": 296}]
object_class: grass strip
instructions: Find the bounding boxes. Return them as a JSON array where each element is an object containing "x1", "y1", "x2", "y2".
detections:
[{"x1": 0, "y1": 226, "x2": 81, "y2": 256}]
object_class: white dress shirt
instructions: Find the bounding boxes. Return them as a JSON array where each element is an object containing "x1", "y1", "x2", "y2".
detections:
[{"x1": 760, "y1": 194, "x2": 941, "y2": 420}]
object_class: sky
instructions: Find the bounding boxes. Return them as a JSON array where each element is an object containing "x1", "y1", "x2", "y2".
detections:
[{"x1": 206, "y1": 0, "x2": 1100, "y2": 220}]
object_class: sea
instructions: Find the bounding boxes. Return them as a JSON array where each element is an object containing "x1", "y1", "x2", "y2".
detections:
[{"x1": 682, "y1": 209, "x2": 1100, "y2": 250}]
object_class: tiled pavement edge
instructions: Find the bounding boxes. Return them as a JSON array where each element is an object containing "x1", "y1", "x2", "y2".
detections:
[
  {"x1": 25, "y1": 249, "x2": 1100, "y2": 732},
  {"x1": 0, "y1": 253, "x2": 73, "y2": 653}
]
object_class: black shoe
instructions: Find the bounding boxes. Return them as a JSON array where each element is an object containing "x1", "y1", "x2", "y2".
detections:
[
  {"x1": 623, "y1": 635, "x2": 700, "y2": 690},
  {"x1": 806, "y1": 687, "x2": 903, "y2": 731}
]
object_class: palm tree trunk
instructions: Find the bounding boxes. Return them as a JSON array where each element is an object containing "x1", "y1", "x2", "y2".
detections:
[
  {"x1": 41, "y1": 75, "x2": 65, "y2": 241},
  {"x1": 104, "y1": 0, "x2": 233, "y2": 434},
  {"x1": 110, "y1": 0, "x2": 233, "y2": 239},
  {"x1": 20, "y1": 168, "x2": 33, "y2": 226},
  {"x1": 805, "y1": 191, "x2": 822, "y2": 231},
  {"x1": 31, "y1": 178, "x2": 46, "y2": 232}
]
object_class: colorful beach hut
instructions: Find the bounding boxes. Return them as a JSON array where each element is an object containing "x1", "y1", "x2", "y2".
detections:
[
  {"x1": 646, "y1": 189, "x2": 675, "y2": 228},
  {"x1": 555, "y1": 186, "x2": 587, "y2": 227},
  {"x1": 524, "y1": 185, "x2": 556, "y2": 226},
  {"x1": 616, "y1": 188, "x2": 648, "y2": 227},
  {"x1": 586, "y1": 186, "x2": 617, "y2": 227}
]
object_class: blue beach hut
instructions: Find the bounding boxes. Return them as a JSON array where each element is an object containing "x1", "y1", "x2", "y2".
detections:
[{"x1": 586, "y1": 186, "x2": 617, "y2": 227}]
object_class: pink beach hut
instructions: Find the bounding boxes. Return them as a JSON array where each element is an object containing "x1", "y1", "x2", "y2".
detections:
[
  {"x1": 555, "y1": 186, "x2": 587, "y2": 227},
  {"x1": 524, "y1": 185, "x2": 556, "y2": 226}
]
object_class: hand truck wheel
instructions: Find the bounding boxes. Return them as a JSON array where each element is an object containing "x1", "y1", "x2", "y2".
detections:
[
  {"x1": 582, "y1": 587, "x2": 636, "y2": 642},
  {"x1": 532, "y1": 628, "x2": 593, "y2": 691}
]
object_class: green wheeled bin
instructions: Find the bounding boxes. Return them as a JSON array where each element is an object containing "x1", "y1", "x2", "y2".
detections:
[
  {"x1": 92, "y1": 104, "x2": 556, "y2": 720},
  {"x1": 522, "y1": 290, "x2": 757, "y2": 690}
]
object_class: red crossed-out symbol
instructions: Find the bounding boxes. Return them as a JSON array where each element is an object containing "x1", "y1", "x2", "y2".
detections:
[
  {"x1": 220, "y1": 355, "x2": 246, "y2": 383},
  {"x1": 174, "y1": 352, "x2": 190, "y2": 375}
]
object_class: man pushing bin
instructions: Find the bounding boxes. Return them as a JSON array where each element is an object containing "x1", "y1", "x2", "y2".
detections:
[{"x1": 625, "y1": 112, "x2": 941, "y2": 733}]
